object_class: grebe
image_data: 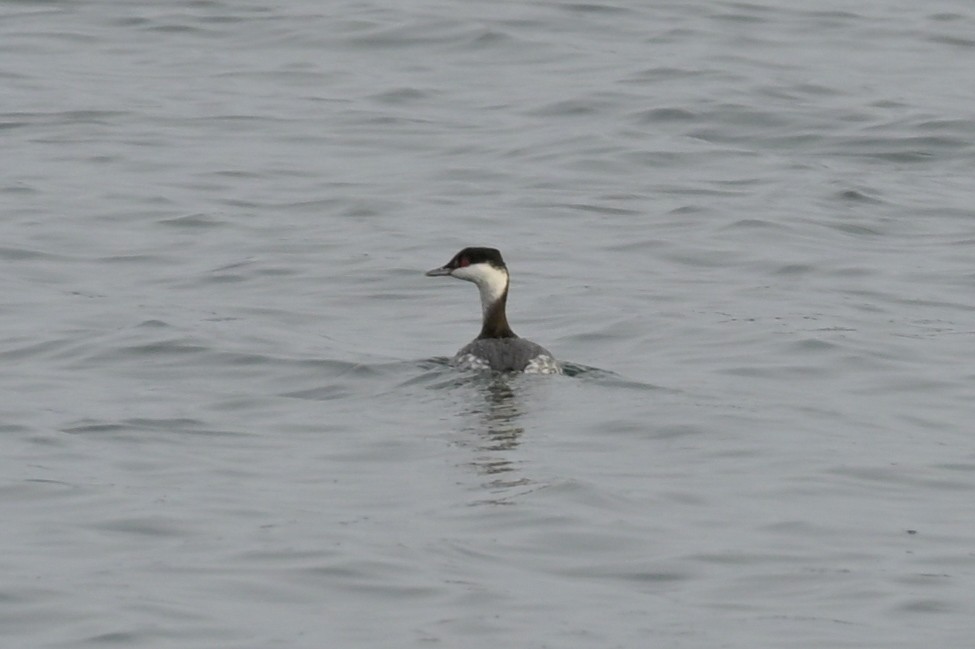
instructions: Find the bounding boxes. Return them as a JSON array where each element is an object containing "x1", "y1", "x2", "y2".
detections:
[{"x1": 426, "y1": 247, "x2": 561, "y2": 374}]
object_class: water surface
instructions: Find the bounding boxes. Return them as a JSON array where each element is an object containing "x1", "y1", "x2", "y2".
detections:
[{"x1": 3, "y1": 1, "x2": 974, "y2": 647}]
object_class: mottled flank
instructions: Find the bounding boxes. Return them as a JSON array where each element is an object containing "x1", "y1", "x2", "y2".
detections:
[
  {"x1": 523, "y1": 354, "x2": 562, "y2": 375},
  {"x1": 454, "y1": 338, "x2": 562, "y2": 373},
  {"x1": 452, "y1": 353, "x2": 491, "y2": 371}
]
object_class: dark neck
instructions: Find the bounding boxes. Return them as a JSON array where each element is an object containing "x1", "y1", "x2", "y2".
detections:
[{"x1": 478, "y1": 288, "x2": 517, "y2": 339}]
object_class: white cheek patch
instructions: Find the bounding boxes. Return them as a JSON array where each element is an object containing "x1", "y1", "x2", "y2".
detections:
[{"x1": 451, "y1": 263, "x2": 508, "y2": 315}]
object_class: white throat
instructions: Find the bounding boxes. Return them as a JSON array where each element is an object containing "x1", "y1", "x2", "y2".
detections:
[{"x1": 451, "y1": 263, "x2": 509, "y2": 317}]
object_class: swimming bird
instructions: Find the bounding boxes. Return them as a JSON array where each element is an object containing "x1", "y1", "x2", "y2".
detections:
[{"x1": 426, "y1": 247, "x2": 561, "y2": 373}]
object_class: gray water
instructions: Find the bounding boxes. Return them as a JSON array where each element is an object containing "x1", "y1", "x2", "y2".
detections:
[{"x1": 3, "y1": 1, "x2": 975, "y2": 647}]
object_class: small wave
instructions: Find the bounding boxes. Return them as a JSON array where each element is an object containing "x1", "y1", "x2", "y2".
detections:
[{"x1": 409, "y1": 356, "x2": 664, "y2": 392}]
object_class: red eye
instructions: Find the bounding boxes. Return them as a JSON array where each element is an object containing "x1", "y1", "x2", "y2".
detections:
[{"x1": 458, "y1": 257, "x2": 470, "y2": 268}]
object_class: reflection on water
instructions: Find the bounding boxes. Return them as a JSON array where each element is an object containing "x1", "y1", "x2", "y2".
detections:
[
  {"x1": 421, "y1": 361, "x2": 652, "y2": 504},
  {"x1": 457, "y1": 375, "x2": 534, "y2": 500}
]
